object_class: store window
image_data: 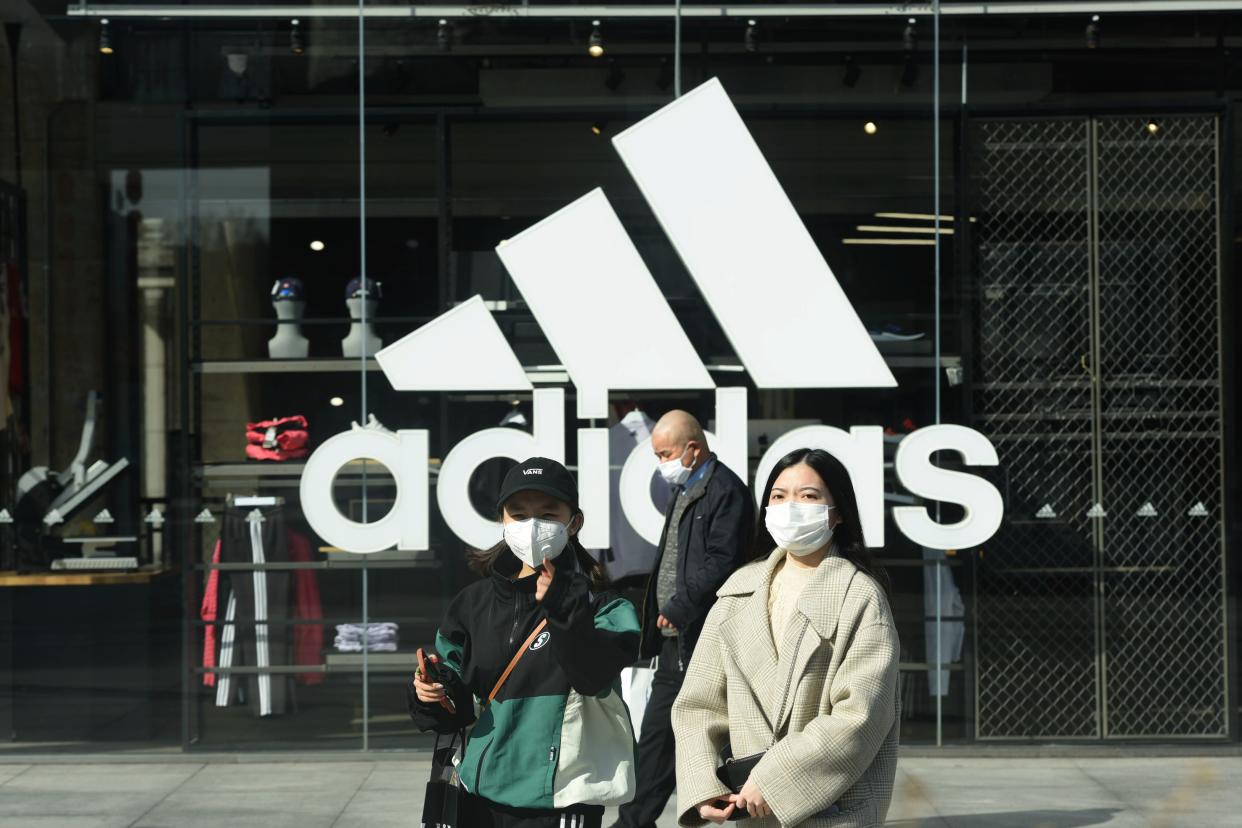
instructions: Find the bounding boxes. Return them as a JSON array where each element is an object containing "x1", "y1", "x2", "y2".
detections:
[{"x1": 1, "y1": 4, "x2": 1233, "y2": 755}]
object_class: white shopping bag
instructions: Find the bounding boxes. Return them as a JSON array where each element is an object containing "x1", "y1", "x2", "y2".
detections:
[{"x1": 620, "y1": 660, "x2": 657, "y2": 741}]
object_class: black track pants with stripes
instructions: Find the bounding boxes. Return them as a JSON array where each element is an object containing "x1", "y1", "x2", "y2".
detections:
[{"x1": 459, "y1": 793, "x2": 604, "y2": 828}]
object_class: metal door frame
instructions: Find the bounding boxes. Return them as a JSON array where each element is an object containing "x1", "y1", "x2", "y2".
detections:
[{"x1": 969, "y1": 108, "x2": 1231, "y2": 741}]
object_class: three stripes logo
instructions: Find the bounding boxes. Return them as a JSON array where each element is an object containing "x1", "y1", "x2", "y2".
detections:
[
  {"x1": 300, "y1": 79, "x2": 1004, "y2": 557},
  {"x1": 375, "y1": 78, "x2": 894, "y2": 417}
]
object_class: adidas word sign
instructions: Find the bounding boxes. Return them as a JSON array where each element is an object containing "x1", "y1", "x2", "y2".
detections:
[{"x1": 299, "y1": 78, "x2": 1004, "y2": 555}]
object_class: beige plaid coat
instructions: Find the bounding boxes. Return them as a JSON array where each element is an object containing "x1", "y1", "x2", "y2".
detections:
[{"x1": 671, "y1": 548, "x2": 900, "y2": 827}]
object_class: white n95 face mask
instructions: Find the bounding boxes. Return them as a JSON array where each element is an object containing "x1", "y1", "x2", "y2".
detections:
[
  {"x1": 504, "y1": 518, "x2": 570, "y2": 569},
  {"x1": 764, "y1": 501, "x2": 835, "y2": 556},
  {"x1": 657, "y1": 449, "x2": 693, "y2": 486}
]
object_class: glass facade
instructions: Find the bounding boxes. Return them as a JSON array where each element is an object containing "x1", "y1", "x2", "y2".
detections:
[{"x1": 0, "y1": 3, "x2": 1235, "y2": 753}]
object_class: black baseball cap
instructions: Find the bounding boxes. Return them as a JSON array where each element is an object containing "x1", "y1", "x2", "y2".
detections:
[{"x1": 496, "y1": 457, "x2": 578, "y2": 513}]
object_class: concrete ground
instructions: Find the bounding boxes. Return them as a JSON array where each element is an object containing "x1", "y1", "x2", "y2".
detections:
[{"x1": 0, "y1": 752, "x2": 1239, "y2": 827}]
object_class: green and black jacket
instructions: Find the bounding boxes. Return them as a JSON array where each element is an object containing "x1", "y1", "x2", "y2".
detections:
[{"x1": 407, "y1": 549, "x2": 640, "y2": 810}]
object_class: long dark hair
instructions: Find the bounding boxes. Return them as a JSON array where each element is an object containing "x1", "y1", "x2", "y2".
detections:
[
  {"x1": 466, "y1": 507, "x2": 610, "y2": 591},
  {"x1": 752, "y1": 448, "x2": 891, "y2": 599}
]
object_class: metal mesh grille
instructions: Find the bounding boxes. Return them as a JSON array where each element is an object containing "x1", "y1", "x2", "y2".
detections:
[
  {"x1": 970, "y1": 115, "x2": 1227, "y2": 740},
  {"x1": 972, "y1": 119, "x2": 1100, "y2": 739},
  {"x1": 1094, "y1": 116, "x2": 1227, "y2": 737}
]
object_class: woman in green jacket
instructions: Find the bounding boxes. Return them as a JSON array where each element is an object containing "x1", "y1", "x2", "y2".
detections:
[{"x1": 409, "y1": 457, "x2": 640, "y2": 828}]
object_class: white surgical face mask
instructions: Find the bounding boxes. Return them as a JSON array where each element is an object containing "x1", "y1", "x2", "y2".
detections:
[
  {"x1": 765, "y1": 501, "x2": 835, "y2": 557},
  {"x1": 657, "y1": 447, "x2": 694, "y2": 486},
  {"x1": 503, "y1": 517, "x2": 570, "y2": 569}
]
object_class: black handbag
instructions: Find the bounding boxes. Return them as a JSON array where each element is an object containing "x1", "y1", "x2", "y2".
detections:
[
  {"x1": 419, "y1": 621, "x2": 548, "y2": 828},
  {"x1": 421, "y1": 730, "x2": 465, "y2": 828},
  {"x1": 712, "y1": 745, "x2": 764, "y2": 821},
  {"x1": 716, "y1": 744, "x2": 764, "y2": 794}
]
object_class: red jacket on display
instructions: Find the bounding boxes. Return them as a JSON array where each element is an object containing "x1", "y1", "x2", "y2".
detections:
[{"x1": 245, "y1": 415, "x2": 310, "y2": 462}]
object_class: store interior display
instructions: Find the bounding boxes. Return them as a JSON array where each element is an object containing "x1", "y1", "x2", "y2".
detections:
[
  {"x1": 599, "y1": 405, "x2": 670, "y2": 583},
  {"x1": 245, "y1": 415, "x2": 311, "y2": 462},
  {"x1": 922, "y1": 546, "x2": 966, "y2": 699},
  {"x1": 201, "y1": 495, "x2": 324, "y2": 718},
  {"x1": 334, "y1": 622, "x2": 399, "y2": 653},
  {"x1": 267, "y1": 277, "x2": 310, "y2": 359},
  {"x1": 351, "y1": 413, "x2": 394, "y2": 436},
  {"x1": 340, "y1": 277, "x2": 383, "y2": 358},
  {"x1": 12, "y1": 391, "x2": 133, "y2": 571},
  {"x1": 0, "y1": 7, "x2": 1224, "y2": 753},
  {"x1": 868, "y1": 324, "x2": 926, "y2": 342}
]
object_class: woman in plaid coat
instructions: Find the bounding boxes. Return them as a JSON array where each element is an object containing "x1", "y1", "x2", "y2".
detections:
[{"x1": 671, "y1": 448, "x2": 900, "y2": 827}]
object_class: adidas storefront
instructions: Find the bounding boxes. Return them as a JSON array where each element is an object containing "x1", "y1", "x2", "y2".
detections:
[{"x1": 0, "y1": 3, "x2": 1236, "y2": 753}]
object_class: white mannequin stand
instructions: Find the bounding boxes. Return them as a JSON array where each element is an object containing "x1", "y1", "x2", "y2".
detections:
[
  {"x1": 341, "y1": 297, "x2": 383, "y2": 358},
  {"x1": 268, "y1": 300, "x2": 310, "y2": 359}
]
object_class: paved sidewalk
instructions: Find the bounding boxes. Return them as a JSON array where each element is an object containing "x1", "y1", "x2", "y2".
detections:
[{"x1": 0, "y1": 754, "x2": 1239, "y2": 827}]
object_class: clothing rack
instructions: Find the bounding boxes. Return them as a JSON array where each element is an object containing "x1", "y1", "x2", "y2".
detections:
[{"x1": 225, "y1": 494, "x2": 285, "y2": 508}]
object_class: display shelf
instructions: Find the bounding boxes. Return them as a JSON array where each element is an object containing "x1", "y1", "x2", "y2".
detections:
[
  {"x1": 195, "y1": 316, "x2": 435, "y2": 327},
  {"x1": 191, "y1": 356, "x2": 959, "y2": 377},
  {"x1": 194, "y1": 358, "x2": 380, "y2": 374},
  {"x1": 324, "y1": 652, "x2": 418, "y2": 670},
  {"x1": 199, "y1": 462, "x2": 309, "y2": 478},
  {"x1": 197, "y1": 460, "x2": 430, "y2": 479},
  {"x1": 192, "y1": 614, "x2": 441, "y2": 628},
  {"x1": 192, "y1": 358, "x2": 573, "y2": 386},
  {"x1": 198, "y1": 558, "x2": 440, "y2": 572},
  {"x1": 196, "y1": 655, "x2": 421, "y2": 676},
  {"x1": 0, "y1": 567, "x2": 175, "y2": 587},
  {"x1": 886, "y1": 355, "x2": 961, "y2": 369}
]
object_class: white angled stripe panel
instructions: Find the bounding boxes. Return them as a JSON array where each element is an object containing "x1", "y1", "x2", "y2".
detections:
[
  {"x1": 376, "y1": 295, "x2": 533, "y2": 392},
  {"x1": 613, "y1": 77, "x2": 897, "y2": 390},
  {"x1": 496, "y1": 188, "x2": 715, "y2": 420}
]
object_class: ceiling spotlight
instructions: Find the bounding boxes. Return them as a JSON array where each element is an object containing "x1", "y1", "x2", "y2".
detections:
[
  {"x1": 842, "y1": 56, "x2": 861, "y2": 88},
  {"x1": 588, "y1": 20, "x2": 604, "y2": 58},
  {"x1": 438, "y1": 19, "x2": 452, "y2": 53},
  {"x1": 290, "y1": 19, "x2": 304, "y2": 56},
  {"x1": 591, "y1": 121, "x2": 607, "y2": 136},
  {"x1": 310, "y1": 240, "x2": 325, "y2": 252},
  {"x1": 604, "y1": 60, "x2": 625, "y2": 92},
  {"x1": 1146, "y1": 120, "x2": 1160, "y2": 135},
  {"x1": 903, "y1": 17, "x2": 918, "y2": 53},
  {"x1": 744, "y1": 19, "x2": 759, "y2": 54},
  {"x1": 1086, "y1": 14, "x2": 1101, "y2": 49},
  {"x1": 329, "y1": 396, "x2": 344, "y2": 407},
  {"x1": 864, "y1": 121, "x2": 878, "y2": 135},
  {"x1": 99, "y1": 18, "x2": 113, "y2": 55}
]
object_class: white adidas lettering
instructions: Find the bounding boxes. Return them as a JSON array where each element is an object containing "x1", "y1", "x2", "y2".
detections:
[{"x1": 300, "y1": 78, "x2": 1004, "y2": 557}]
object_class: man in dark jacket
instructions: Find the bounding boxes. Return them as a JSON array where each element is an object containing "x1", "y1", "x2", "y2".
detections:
[{"x1": 613, "y1": 410, "x2": 754, "y2": 828}]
